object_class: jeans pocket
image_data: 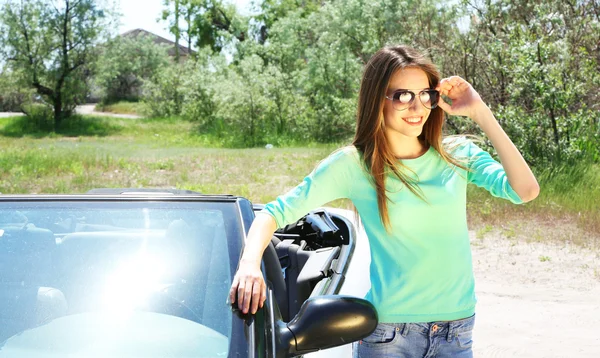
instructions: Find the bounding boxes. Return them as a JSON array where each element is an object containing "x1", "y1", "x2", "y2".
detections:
[
  {"x1": 456, "y1": 330, "x2": 473, "y2": 349},
  {"x1": 361, "y1": 324, "x2": 398, "y2": 345}
]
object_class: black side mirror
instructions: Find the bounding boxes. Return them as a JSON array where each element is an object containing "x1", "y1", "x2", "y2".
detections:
[{"x1": 276, "y1": 295, "x2": 377, "y2": 357}]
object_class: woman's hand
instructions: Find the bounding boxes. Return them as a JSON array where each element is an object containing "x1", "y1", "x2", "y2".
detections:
[
  {"x1": 229, "y1": 212, "x2": 277, "y2": 314},
  {"x1": 436, "y1": 76, "x2": 540, "y2": 202},
  {"x1": 229, "y1": 259, "x2": 267, "y2": 314},
  {"x1": 227, "y1": 213, "x2": 276, "y2": 315},
  {"x1": 435, "y1": 76, "x2": 486, "y2": 121}
]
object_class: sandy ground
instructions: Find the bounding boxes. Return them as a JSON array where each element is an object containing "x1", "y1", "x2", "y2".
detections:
[
  {"x1": 309, "y1": 209, "x2": 600, "y2": 358},
  {"x1": 471, "y1": 232, "x2": 600, "y2": 357}
]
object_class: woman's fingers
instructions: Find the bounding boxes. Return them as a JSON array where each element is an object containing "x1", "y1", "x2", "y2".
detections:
[
  {"x1": 435, "y1": 82, "x2": 454, "y2": 113},
  {"x1": 229, "y1": 261, "x2": 267, "y2": 314},
  {"x1": 438, "y1": 76, "x2": 484, "y2": 118},
  {"x1": 242, "y1": 279, "x2": 253, "y2": 313},
  {"x1": 260, "y1": 282, "x2": 267, "y2": 309},
  {"x1": 229, "y1": 275, "x2": 239, "y2": 304},
  {"x1": 250, "y1": 280, "x2": 263, "y2": 314},
  {"x1": 438, "y1": 78, "x2": 453, "y2": 95},
  {"x1": 436, "y1": 94, "x2": 453, "y2": 114},
  {"x1": 237, "y1": 280, "x2": 246, "y2": 311},
  {"x1": 450, "y1": 76, "x2": 463, "y2": 87},
  {"x1": 234, "y1": 273, "x2": 266, "y2": 314},
  {"x1": 439, "y1": 76, "x2": 470, "y2": 98}
]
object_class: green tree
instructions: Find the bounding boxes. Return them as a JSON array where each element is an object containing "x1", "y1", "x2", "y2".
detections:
[
  {"x1": 94, "y1": 34, "x2": 170, "y2": 103},
  {"x1": 161, "y1": 0, "x2": 247, "y2": 53},
  {"x1": 0, "y1": 66, "x2": 34, "y2": 112},
  {"x1": 243, "y1": 0, "x2": 463, "y2": 142},
  {"x1": 460, "y1": 0, "x2": 600, "y2": 163},
  {"x1": 161, "y1": 0, "x2": 201, "y2": 55},
  {"x1": 0, "y1": 0, "x2": 113, "y2": 130},
  {"x1": 251, "y1": 0, "x2": 322, "y2": 44},
  {"x1": 140, "y1": 0, "x2": 599, "y2": 157}
]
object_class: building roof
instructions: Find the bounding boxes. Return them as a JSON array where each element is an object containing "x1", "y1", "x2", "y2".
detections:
[{"x1": 120, "y1": 28, "x2": 195, "y2": 57}]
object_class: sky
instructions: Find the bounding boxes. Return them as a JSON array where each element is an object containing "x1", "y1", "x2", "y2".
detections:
[{"x1": 118, "y1": 0, "x2": 253, "y2": 42}]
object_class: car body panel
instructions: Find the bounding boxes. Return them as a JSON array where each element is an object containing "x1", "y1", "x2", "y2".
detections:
[{"x1": 304, "y1": 207, "x2": 372, "y2": 358}]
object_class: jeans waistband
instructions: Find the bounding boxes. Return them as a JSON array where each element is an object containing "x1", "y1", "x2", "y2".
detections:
[{"x1": 383, "y1": 314, "x2": 475, "y2": 342}]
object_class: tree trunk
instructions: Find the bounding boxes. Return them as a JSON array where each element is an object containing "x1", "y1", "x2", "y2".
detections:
[
  {"x1": 54, "y1": 97, "x2": 63, "y2": 131},
  {"x1": 174, "y1": 0, "x2": 180, "y2": 63}
]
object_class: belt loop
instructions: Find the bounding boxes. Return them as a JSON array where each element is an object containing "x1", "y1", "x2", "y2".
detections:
[
  {"x1": 446, "y1": 323, "x2": 454, "y2": 343},
  {"x1": 401, "y1": 323, "x2": 409, "y2": 337}
]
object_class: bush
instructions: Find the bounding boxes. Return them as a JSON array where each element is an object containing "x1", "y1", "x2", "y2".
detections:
[
  {"x1": 142, "y1": 64, "x2": 186, "y2": 118},
  {"x1": 180, "y1": 49, "x2": 222, "y2": 126},
  {"x1": 94, "y1": 34, "x2": 170, "y2": 103},
  {"x1": 0, "y1": 92, "x2": 28, "y2": 112},
  {"x1": 21, "y1": 104, "x2": 54, "y2": 131}
]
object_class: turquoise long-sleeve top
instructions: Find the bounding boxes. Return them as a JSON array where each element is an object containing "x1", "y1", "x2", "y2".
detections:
[{"x1": 262, "y1": 138, "x2": 523, "y2": 323}]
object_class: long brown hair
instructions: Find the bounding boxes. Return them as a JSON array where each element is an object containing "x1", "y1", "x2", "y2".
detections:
[{"x1": 352, "y1": 45, "x2": 466, "y2": 231}]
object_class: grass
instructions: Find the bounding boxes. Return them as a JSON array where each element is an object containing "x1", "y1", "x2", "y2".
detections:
[
  {"x1": 0, "y1": 114, "x2": 123, "y2": 138},
  {"x1": 0, "y1": 114, "x2": 598, "y2": 248},
  {"x1": 0, "y1": 115, "x2": 337, "y2": 203},
  {"x1": 0, "y1": 143, "x2": 335, "y2": 201},
  {"x1": 475, "y1": 224, "x2": 493, "y2": 240},
  {"x1": 95, "y1": 101, "x2": 146, "y2": 115},
  {"x1": 467, "y1": 162, "x2": 600, "y2": 248}
]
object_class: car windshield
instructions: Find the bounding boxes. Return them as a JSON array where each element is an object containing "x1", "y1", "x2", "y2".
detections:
[{"x1": 0, "y1": 199, "x2": 240, "y2": 357}]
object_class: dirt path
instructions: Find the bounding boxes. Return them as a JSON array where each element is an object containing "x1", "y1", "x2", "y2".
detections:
[
  {"x1": 75, "y1": 104, "x2": 142, "y2": 119},
  {"x1": 0, "y1": 112, "x2": 24, "y2": 118},
  {"x1": 472, "y1": 232, "x2": 600, "y2": 357},
  {"x1": 0, "y1": 105, "x2": 142, "y2": 119}
]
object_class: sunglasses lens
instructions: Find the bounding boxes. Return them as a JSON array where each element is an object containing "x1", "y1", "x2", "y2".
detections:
[
  {"x1": 392, "y1": 91, "x2": 414, "y2": 110},
  {"x1": 423, "y1": 90, "x2": 439, "y2": 109},
  {"x1": 398, "y1": 92, "x2": 413, "y2": 104}
]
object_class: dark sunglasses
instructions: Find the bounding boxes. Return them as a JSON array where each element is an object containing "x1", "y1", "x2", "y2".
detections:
[{"x1": 385, "y1": 89, "x2": 440, "y2": 111}]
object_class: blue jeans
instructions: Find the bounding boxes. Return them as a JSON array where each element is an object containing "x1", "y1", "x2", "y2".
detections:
[{"x1": 353, "y1": 314, "x2": 475, "y2": 358}]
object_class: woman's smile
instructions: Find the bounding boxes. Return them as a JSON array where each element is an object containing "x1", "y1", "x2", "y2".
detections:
[{"x1": 401, "y1": 116, "x2": 423, "y2": 125}]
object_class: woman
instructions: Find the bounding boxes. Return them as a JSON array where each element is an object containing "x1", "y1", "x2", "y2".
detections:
[{"x1": 229, "y1": 45, "x2": 539, "y2": 357}]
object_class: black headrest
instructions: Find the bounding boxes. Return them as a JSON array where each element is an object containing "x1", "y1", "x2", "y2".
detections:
[{"x1": 262, "y1": 240, "x2": 288, "y2": 322}]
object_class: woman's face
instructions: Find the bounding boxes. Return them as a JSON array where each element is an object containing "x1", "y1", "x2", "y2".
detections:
[{"x1": 382, "y1": 67, "x2": 432, "y2": 140}]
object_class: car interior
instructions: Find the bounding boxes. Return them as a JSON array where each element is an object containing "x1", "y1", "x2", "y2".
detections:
[{"x1": 260, "y1": 209, "x2": 352, "y2": 322}]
